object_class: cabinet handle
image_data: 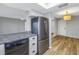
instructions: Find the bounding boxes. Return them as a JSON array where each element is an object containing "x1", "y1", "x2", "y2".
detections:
[
  {"x1": 32, "y1": 43, "x2": 35, "y2": 45},
  {"x1": 32, "y1": 50, "x2": 35, "y2": 53},
  {"x1": 32, "y1": 38, "x2": 35, "y2": 39}
]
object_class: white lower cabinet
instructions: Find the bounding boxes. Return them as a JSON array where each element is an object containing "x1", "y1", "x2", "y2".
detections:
[
  {"x1": 0, "y1": 44, "x2": 5, "y2": 55},
  {"x1": 29, "y1": 36, "x2": 37, "y2": 55}
]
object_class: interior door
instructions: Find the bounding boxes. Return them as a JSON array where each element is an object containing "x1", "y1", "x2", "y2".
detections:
[{"x1": 58, "y1": 20, "x2": 66, "y2": 35}]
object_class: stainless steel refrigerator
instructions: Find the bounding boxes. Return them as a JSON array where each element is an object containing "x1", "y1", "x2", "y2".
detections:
[{"x1": 31, "y1": 16, "x2": 49, "y2": 55}]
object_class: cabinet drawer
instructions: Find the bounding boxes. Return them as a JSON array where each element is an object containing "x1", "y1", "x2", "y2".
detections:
[
  {"x1": 29, "y1": 36, "x2": 37, "y2": 55},
  {"x1": 30, "y1": 42, "x2": 37, "y2": 49},
  {"x1": 29, "y1": 49, "x2": 37, "y2": 55},
  {"x1": 29, "y1": 36, "x2": 37, "y2": 47},
  {"x1": 31, "y1": 49, "x2": 37, "y2": 55},
  {"x1": 29, "y1": 42, "x2": 37, "y2": 55},
  {"x1": 29, "y1": 44, "x2": 37, "y2": 55},
  {"x1": 29, "y1": 46, "x2": 37, "y2": 55},
  {"x1": 29, "y1": 36, "x2": 37, "y2": 43}
]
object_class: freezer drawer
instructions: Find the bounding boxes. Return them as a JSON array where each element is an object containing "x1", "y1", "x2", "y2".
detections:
[{"x1": 38, "y1": 39, "x2": 49, "y2": 55}]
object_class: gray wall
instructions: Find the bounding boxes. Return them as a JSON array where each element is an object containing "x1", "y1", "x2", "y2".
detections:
[
  {"x1": 0, "y1": 17, "x2": 25, "y2": 34},
  {"x1": 0, "y1": 4, "x2": 46, "y2": 33},
  {"x1": 57, "y1": 16, "x2": 79, "y2": 38},
  {"x1": 0, "y1": 4, "x2": 29, "y2": 19},
  {"x1": 51, "y1": 18, "x2": 58, "y2": 35},
  {"x1": 66, "y1": 16, "x2": 79, "y2": 38}
]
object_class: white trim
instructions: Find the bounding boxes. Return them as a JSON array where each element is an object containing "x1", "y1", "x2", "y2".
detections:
[{"x1": 49, "y1": 17, "x2": 52, "y2": 48}]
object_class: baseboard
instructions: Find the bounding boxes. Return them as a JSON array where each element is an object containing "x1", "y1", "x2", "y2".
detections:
[
  {"x1": 53, "y1": 34, "x2": 79, "y2": 39},
  {"x1": 53, "y1": 34, "x2": 57, "y2": 37},
  {"x1": 61, "y1": 35, "x2": 79, "y2": 39},
  {"x1": 51, "y1": 34, "x2": 58, "y2": 39}
]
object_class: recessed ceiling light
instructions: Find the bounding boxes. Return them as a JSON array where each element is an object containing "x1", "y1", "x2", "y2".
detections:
[{"x1": 37, "y1": 3, "x2": 60, "y2": 9}]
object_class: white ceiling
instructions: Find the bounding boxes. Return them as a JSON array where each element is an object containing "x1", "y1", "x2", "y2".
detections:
[
  {"x1": 54, "y1": 3, "x2": 79, "y2": 18},
  {"x1": 3, "y1": 3, "x2": 79, "y2": 17},
  {"x1": 37, "y1": 3, "x2": 61, "y2": 9},
  {"x1": 3, "y1": 3, "x2": 48, "y2": 14},
  {"x1": 3, "y1": 3, "x2": 67, "y2": 14}
]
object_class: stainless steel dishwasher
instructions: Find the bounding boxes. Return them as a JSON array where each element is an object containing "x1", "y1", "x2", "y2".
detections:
[{"x1": 5, "y1": 38, "x2": 29, "y2": 55}]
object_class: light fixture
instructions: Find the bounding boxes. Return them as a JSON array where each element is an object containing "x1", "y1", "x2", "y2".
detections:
[{"x1": 63, "y1": 10, "x2": 72, "y2": 20}]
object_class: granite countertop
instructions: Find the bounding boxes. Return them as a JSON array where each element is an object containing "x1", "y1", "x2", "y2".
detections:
[{"x1": 0, "y1": 32, "x2": 37, "y2": 44}]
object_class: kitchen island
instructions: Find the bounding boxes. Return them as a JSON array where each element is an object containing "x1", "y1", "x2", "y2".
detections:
[{"x1": 0, "y1": 32, "x2": 37, "y2": 55}]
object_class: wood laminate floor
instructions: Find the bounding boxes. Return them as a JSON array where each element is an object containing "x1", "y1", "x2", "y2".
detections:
[{"x1": 44, "y1": 35, "x2": 79, "y2": 55}]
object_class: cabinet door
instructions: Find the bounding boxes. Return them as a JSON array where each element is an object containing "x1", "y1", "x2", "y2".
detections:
[{"x1": 0, "y1": 44, "x2": 5, "y2": 55}]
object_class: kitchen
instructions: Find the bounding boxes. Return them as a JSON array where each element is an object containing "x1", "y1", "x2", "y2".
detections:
[
  {"x1": 1, "y1": 3, "x2": 79, "y2": 55},
  {"x1": 0, "y1": 3, "x2": 50, "y2": 55},
  {"x1": 0, "y1": 0, "x2": 79, "y2": 59}
]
